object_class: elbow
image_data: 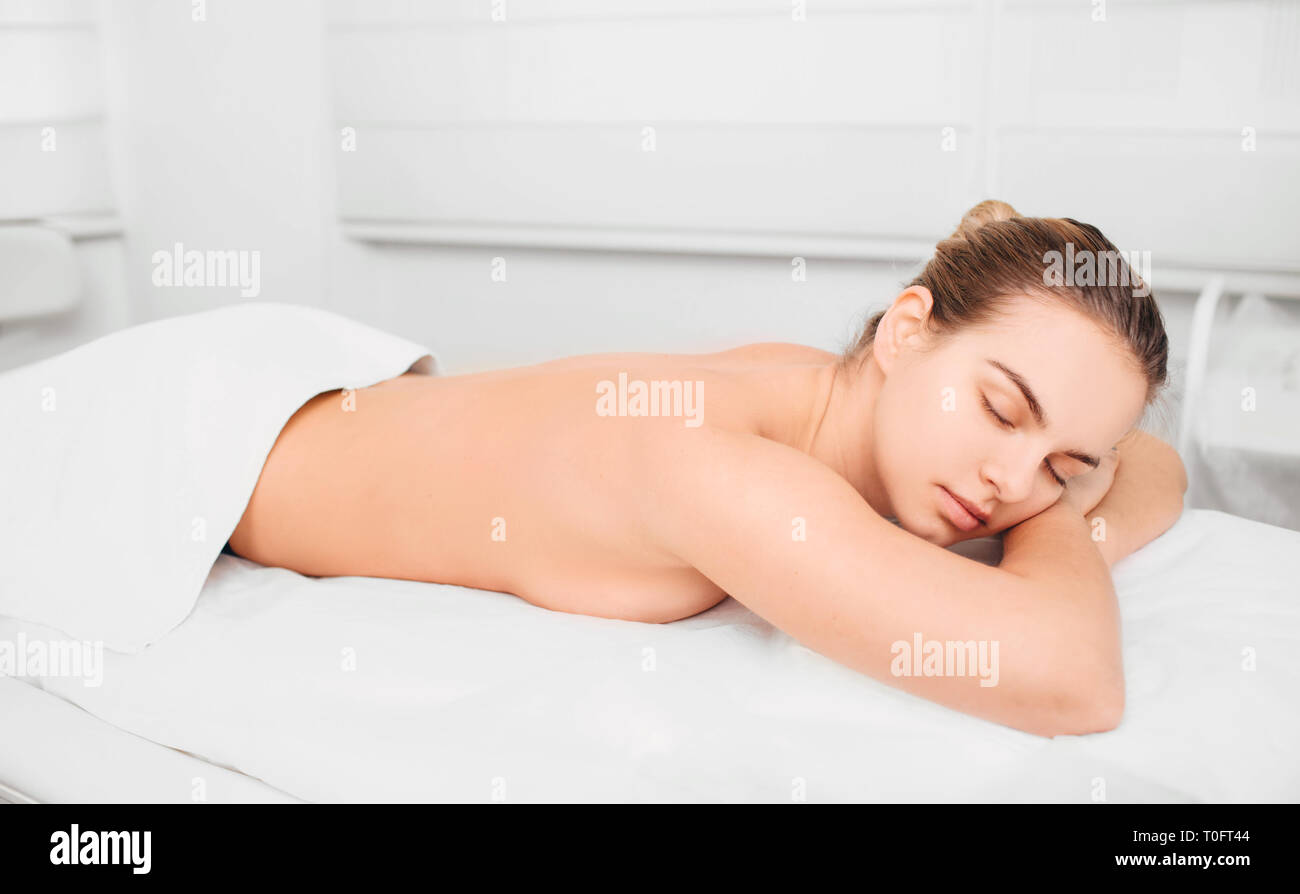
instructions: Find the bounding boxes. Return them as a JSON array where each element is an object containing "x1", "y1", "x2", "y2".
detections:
[
  {"x1": 1073, "y1": 684, "x2": 1125, "y2": 734},
  {"x1": 1015, "y1": 667, "x2": 1125, "y2": 738},
  {"x1": 1043, "y1": 680, "x2": 1125, "y2": 737},
  {"x1": 1135, "y1": 430, "x2": 1189, "y2": 497}
]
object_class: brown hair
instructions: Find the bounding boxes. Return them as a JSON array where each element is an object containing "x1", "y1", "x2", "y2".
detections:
[{"x1": 841, "y1": 200, "x2": 1169, "y2": 406}]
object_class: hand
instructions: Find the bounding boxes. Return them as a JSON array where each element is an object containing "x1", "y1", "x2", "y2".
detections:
[{"x1": 1057, "y1": 447, "x2": 1120, "y2": 516}]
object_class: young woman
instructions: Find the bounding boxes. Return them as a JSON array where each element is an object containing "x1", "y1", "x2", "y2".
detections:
[{"x1": 227, "y1": 200, "x2": 1188, "y2": 738}]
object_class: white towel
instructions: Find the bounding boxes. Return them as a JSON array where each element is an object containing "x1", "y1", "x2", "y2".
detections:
[{"x1": 0, "y1": 301, "x2": 437, "y2": 652}]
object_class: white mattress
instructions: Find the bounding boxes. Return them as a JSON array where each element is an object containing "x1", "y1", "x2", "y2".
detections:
[
  {"x1": 3, "y1": 507, "x2": 1297, "y2": 803},
  {"x1": 0, "y1": 676, "x2": 299, "y2": 803}
]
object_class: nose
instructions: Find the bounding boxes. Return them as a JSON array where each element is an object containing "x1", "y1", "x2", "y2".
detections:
[{"x1": 981, "y1": 448, "x2": 1039, "y2": 505}]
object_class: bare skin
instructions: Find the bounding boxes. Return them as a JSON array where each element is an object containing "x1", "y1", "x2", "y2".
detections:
[{"x1": 229, "y1": 288, "x2": 1188, "y2": 736}]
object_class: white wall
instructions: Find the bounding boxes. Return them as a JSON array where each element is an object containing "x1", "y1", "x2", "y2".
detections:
[
  {"x1": 0, "y1": 0, "x2": 114, "y2": 218},
  {"x1": 327, "y1": 0, "x2": 1300, "y2": 273},
  {"x1": 0, "y1": 0, "x2": 132, "y2": 368},
  {"x1": 99, "y1": 0, "x2": 330, "y2": 320}
]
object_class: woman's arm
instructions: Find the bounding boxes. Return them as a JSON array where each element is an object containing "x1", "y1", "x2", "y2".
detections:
[
  {"x1": 997, "y1": 500, "x2": 1123, "y2": 728},
  {"x1": 1082, "y1": 429, "x2": 1188, "y2": 568},
  {"x1": 633, "y1": 426, "x2": 1126, "y2": 737}
]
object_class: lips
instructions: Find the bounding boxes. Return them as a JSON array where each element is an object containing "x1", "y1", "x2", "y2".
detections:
[
  {"x1": 948, "y1": 489, "x2": 990, "y2": 524},
  {"x1": 939, "y1": 486, "x2": 990, "y2": 531}
]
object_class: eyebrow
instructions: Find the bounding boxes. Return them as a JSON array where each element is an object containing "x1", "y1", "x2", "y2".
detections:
[{"x1": 984, "y1": 358, "x2": 1101, "y2": 469}]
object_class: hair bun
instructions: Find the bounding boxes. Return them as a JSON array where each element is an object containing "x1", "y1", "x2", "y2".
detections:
[{"x1": 951, "y1": 199, "x2": 1019, "y2": 240}]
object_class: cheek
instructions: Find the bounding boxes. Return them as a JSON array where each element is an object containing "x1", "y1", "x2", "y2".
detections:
[
  {"x1": 879, "y1": 388, "x2": 947, "y2": 479},
  {"x1": 877, "y1": 397, "x2": 959, "y2": 530}
]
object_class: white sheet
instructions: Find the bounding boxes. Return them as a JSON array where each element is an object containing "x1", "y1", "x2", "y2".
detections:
[
  {"x1": 3, "y1": 508, "x2": 1296, "y2": 802},
  {"x1": 0, "y1": 677, "x2": 300, "y2": 803},
  {"x1": 0, "y1": 301, "x2": 436, "y2": 652}
]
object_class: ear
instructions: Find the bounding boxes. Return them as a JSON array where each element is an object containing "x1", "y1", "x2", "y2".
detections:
[{"x1": 872, "y1": 286, "x2": 935, "y2": 374}]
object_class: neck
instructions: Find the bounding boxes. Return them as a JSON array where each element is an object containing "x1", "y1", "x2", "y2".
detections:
[{"x1": 763, "y1": 355, "x2": 893, "y2": 519}]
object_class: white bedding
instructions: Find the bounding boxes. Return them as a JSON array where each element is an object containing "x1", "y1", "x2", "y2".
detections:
[
  {"x1": 3, "y1": 507, "x2": 1297, "y2": 803},
  {"x1": 0, "y1": 677, "x2": 300, "y2": 803}
]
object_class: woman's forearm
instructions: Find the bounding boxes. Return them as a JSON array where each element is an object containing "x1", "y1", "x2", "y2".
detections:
[
  {"x1": 1000, "y1": 499, "x2": 1115, "y2": 597},
  {"x1": 997, "y1": 499, "x2": 1124, "y2": 723},
  {"x1": 1085, "y1": 430, "x2": 1188, "y2": 568}
]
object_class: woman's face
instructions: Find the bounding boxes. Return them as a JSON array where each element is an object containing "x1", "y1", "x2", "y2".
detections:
[{"x1": 870, "y1": 288, "x2": 1148, "y2": 546}]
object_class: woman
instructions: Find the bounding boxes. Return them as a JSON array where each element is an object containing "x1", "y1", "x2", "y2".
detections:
[{"x1": 227, "y1": 200, "x2": 1188, "y2": 738}]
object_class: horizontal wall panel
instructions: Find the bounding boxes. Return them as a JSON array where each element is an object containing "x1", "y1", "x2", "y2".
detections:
[
  {"x1": 325, "y1": 0, "x2": 1299, "y2": 272},
  {"x1": 328, "y1": 11, "x2": 978, "y2": 125},
  {"x1": 0, "y1": 28, "x2": 103, "y2": 121},
  {"x1": 994, "y1": 0, "x2": 1300, "y2": 133},
  {"x1": 0, "y1": 121, "x2": 114, "y2": 218},
  {"x1": 325, "y1": 0, "x2": 973, "y2": 26},
  {"x1": 996, "y1": 130, "x2": 1300, "y2": 273},
  {"x1": 337, "y1": 124, "x2": 978, "y2": 239},
  {"x1": 343, "y1": 220, "x2": 941, "y2": 263},
  {"x1": 0, "y1": 0, "x2": 112, "y2": 221}
]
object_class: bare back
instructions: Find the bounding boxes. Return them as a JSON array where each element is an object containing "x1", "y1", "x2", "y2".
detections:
[{"x1": 228, "y1": 344, "x2": 835, "y2": 622}]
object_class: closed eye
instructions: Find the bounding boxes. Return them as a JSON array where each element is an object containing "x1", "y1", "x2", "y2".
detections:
[{"x1": 981, "y1": 392, "x2": 1066, "y2": 487}]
